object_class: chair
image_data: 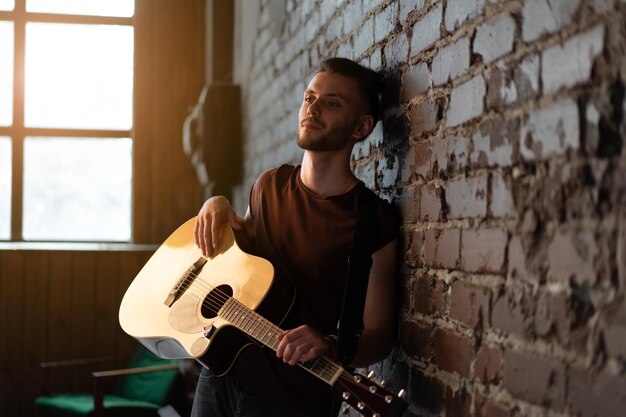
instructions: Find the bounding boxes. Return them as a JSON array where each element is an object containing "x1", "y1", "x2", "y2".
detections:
[{"x1": 35, "y1": 346, "x2": 182, "y2": 417}]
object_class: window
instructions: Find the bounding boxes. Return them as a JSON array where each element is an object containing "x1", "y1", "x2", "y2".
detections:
[{"x1": 0, "y1": 0, "x2": 135, "y2": 242}]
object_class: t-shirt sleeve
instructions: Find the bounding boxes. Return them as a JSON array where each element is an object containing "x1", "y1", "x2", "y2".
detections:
[{"x1": 372, "y1": 200, "x2": 401, "y2": 253}]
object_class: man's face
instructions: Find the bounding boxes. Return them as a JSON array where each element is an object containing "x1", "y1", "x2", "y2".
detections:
[{"x1": 297, "y1": 71, "x2": 367, "y2": 152}]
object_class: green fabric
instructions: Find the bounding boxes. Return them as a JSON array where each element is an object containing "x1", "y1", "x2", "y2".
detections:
[
  {"x1": 113, "y1": 347, "x2": 179, "y2": 405},
  {"x1": 36, "y1": 347, "x2": 180, "y2": 417},
  {"x1": 35, "y1": 394, "x2": 160, "y2": 417}
]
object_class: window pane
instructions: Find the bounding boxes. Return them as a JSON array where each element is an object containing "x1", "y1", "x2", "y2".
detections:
[
  {"x1": 0, "y1": 137, "x2": 10, "y2": 240},
  {"x1": 23, "y1": 137, "x2": 132, "y2": 241},
  {"x1": 0, "y1": 22, "x2": 13, "y2": 127},
  {"x1": 25, "y1": 23, "x2": 134, "y2": 130},
  {"x1": 26, "y1": 0, "x2": 134, "y2": 17},
  {"x1": 0, "y1": 0, "x2": 14, "y2": 11}
]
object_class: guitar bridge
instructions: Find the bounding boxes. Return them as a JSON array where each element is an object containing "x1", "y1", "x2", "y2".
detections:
[{"x1": 164, "y1": 257, "x2": 207, "y2": 307}]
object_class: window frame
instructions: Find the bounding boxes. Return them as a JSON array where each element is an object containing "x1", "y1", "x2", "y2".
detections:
[{"x1": 0, "y1": 0, "x2": 135, "y2": 242}]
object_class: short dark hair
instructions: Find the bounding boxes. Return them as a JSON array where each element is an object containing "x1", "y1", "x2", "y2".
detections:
[{"x1": 317, "y1": 57, "x2": 381, "y2": 123}]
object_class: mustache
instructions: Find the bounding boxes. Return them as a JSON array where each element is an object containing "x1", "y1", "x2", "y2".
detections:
[{"x1": 300, "y1": 117, "x2": 324, "y2": 128}]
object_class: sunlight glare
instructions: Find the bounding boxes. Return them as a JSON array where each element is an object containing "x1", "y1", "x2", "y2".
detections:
[
  {"x1": 25, "y1": 22, "x2": 134, "y2": 130},
  {"x1": 26, "y1": 0, "x2": 134, "y2": 17},
  {"x1": 0, "y1": 137, "x2": 11, "y2": 240},
  {"x1": 23, "y1": 137, "x2": 132, "y2": 241},
  {"x1": 0, "y1": 22, "x2": 13, "y2": 127}
]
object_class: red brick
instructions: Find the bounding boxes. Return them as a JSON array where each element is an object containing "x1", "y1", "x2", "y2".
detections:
[
  {"x1": 534, "y1": 292, "x2": 569, "y2": 343},
  {"x1": 547, "y1": 230, "x2": 597, "y2": 285},
  {"x1": 492, "y1": 292, "x2": 534, "y2": 338},
  {"x1": 399, "y1": 185, "x2": 420, "y2": 223},
  {"x1": 399, "y1": 320, "x2": 434, "y2": 361},
  {"x1": 445, "y1": 175, "x2": 488, "y2": 219},
  {"x1": 603, "y1": 303, "x2": 626, "y2": 359},
  {"x1": 405, "y1": 230, "x2": 424, "y2": 266},
  {"x1": 461, "y1": 228, "x2": 507, "y2": 273},
  {"x1": 410, "y1": 98, "x2": 438, "y2": 139},
  {"x1": 413, "y1": 140, "x2": 433, "y2": 179},
  {"x1": 507, "y1": 235, "x2": 539, "y2": 282},
  {"x1": 503, "y1": 349, "x2": 565, "y2": 410},
  {"x1": 413, "y1": 276, "x2": 446, "y2": 315},
  {"x1": 434, "y1": 329, "x2": 474, "y2": 377},
  {"x1": 423, "y1": 229, "x2": 460, "y2": 268},
  {"x1": 401, "y1": 62, "x2": 430, "y2": 102},
  {"x1": 568, "y1": 366, "x2": 626, "y2": 417},
  {"x1": 444, "y1": 385, "x2": 471, "y2": 417},
  {"x1": 450, "y1": 281, "x2": 491, "y2": 329},
  {"x1": 475, "y1": 395, "x2": 510, "y2": 417},
  {"x1": 420, "y1": 184, "x2": 442, "y2": 221},
  {"x1": 473, "y1": 344, "x2": 502, "y2": 383}
]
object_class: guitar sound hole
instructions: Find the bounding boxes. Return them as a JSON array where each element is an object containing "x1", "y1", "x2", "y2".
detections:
[{"x1": 201, "y1": 284, "x2": 233, "y2": 318}]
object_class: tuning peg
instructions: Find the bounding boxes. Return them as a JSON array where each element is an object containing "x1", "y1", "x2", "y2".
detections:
[
  {"x1": 398, "y1": 389, "x2": 407, "y2": 400},
  {"x1": 367, "y1": 370, "x2": 375, "y2": 379},
  {"x1": 380, "y1": 379, "x2": 388, "y2": 387},
  {"x1": 341, "y1": 403, "x2": 351, "y2": 414}
]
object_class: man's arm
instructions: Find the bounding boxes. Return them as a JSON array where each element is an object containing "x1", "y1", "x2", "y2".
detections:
[
  {"x1": 350, "y1": 238, "x2": 398, "y2": 367},
  {"x1": 276, "y1": 238, "x2": 398, "y2": 367}
]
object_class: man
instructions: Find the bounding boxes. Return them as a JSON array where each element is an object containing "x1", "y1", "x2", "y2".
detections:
[{"x1": 192, "y1": 57, "x2": 400, "y2": 417}]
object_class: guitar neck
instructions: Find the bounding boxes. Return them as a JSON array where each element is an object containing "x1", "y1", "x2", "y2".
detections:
[{"x1": 219, "y1": 297, "x2": 345, "y2": 386}]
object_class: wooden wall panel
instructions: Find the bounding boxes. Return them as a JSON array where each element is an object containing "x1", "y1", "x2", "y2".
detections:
[
  {"x1": 0, "y1": 249, "x2": 155, "y2": 416},
  {"x1": 21, "y1": 252, "x2": 49, "y2": 417},
  {"x1": 133, "y1": 0, "x2": 205, "y2": 244},
  {"x1": 0, "y1": 251, "x2": 25, "y2": 417}
]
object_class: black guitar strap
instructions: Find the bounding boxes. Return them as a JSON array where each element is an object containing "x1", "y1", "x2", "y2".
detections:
[{"x1": 335, "y1": 186, "x2": 377, "y2": 366}]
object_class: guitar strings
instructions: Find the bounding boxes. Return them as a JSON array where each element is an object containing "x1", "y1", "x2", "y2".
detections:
[{"x1": 172, "y1": 266, "x2": 393, "y2": 405}]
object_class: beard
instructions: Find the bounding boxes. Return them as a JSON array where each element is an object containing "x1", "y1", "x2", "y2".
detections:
[{"x1": 296, "y1": 120, "x2": 357, "y2": 152}]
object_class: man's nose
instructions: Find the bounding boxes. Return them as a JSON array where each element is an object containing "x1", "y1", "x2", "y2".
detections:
[{"x1": 307, "y1": 99, "x2": 321, "y2": 116}]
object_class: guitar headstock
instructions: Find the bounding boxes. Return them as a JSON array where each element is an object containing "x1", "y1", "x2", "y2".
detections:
[{"x1": 333, "y1": 370, "x2": 408, "y2": 417}]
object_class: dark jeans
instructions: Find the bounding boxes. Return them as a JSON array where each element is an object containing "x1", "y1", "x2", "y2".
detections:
[{"x1": 191, "y1": 367, "x2": 316, "y2": 417}]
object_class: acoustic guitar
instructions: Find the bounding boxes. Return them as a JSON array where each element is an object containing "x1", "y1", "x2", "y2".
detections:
[{"x1": 119, "y1": 217, "x2": 407, "y2": 417}]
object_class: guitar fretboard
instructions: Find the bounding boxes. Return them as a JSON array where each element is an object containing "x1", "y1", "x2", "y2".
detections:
[{"x1": 219, "y1": 297, "x2": 344, "y2": 385}]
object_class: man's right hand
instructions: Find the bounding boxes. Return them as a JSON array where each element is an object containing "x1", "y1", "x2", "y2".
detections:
[{"x1": 194, "y1": 196, "x2": 244, "y2": 257}]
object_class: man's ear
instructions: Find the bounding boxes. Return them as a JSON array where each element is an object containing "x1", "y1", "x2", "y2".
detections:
[{"x1": 352, "y1": 115, "x2": 375, "y2": 141}]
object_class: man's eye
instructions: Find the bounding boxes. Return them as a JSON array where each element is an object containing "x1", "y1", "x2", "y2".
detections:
[
  {"x1": 304, "y1": 96, "x2": 314, "y2": 103},
  {"x1": 327, "y1": 101, "x2": 339, "y2": 108}
]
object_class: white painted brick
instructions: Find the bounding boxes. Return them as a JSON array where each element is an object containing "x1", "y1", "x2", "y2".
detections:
[
  {"x1": 522, "y1": 0, "x2": 581, "y2": 42},
  {"x1": 446, "y1": 75, "x2": 486, "y2": 127},
  {"x1": 374, "y1": 2, "x2": 397, "y2": 44},
  {"x1": 444, "y1": 0, "x2": 484, "y2": 32},
  {"x1": 520, "y1": 98, "x2": 579, "y2": 160},
  {"x1": 473, "y1": 14, "x2": 516, "y2": 64},
  {"x1": 542, "y1": 25, "x2": 605, "y2": 94},
  {"x1": 354, "y1": 16, "x2": 375, "y2": 58},
  {"x1": 432, "y1": 37, "x2": 470, "y2": 85},
  {"x1": 432, "y1": 135, "x2": 469, "y2": 174},
  {"x1": 410, "y1": 3, "x2": 443, "y2": 56},
  {"x1": 370, "y1": 47, "x2": 383, "y2": 71},
  {"x1": 343, "y1": 0, "x2": 364, "y2": 36},
  {"x1": 400, "y1": 0, "x2": 426, "y2": 24},
  {"x1": 379, "y1": 155, "x2": 399, "y2": 189},
  {"x1": 491, "y1": 173, "x2": 516, "y2": 217},
  {"x1": 386, "y1": 32, "x2": 409, "y2": 67}
]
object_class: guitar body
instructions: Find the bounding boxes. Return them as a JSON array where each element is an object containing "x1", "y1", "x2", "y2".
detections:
[{"x1": 119, "y1": 217, "x2": 290, "y2": 374}]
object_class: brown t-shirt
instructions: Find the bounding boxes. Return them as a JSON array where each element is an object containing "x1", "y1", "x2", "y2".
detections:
[{"x1": 230, "y1": 164, "x2": 400, "y2": 416}]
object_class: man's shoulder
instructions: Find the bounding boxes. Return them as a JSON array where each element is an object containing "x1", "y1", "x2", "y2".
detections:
[{"x1": 256, "y1": 164, "x2": 298, "y2": 187}]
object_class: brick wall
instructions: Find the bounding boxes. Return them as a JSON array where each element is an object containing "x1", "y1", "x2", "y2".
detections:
[{"x1": 232, "y1": 0, "x2": 626, "y2": 415}]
